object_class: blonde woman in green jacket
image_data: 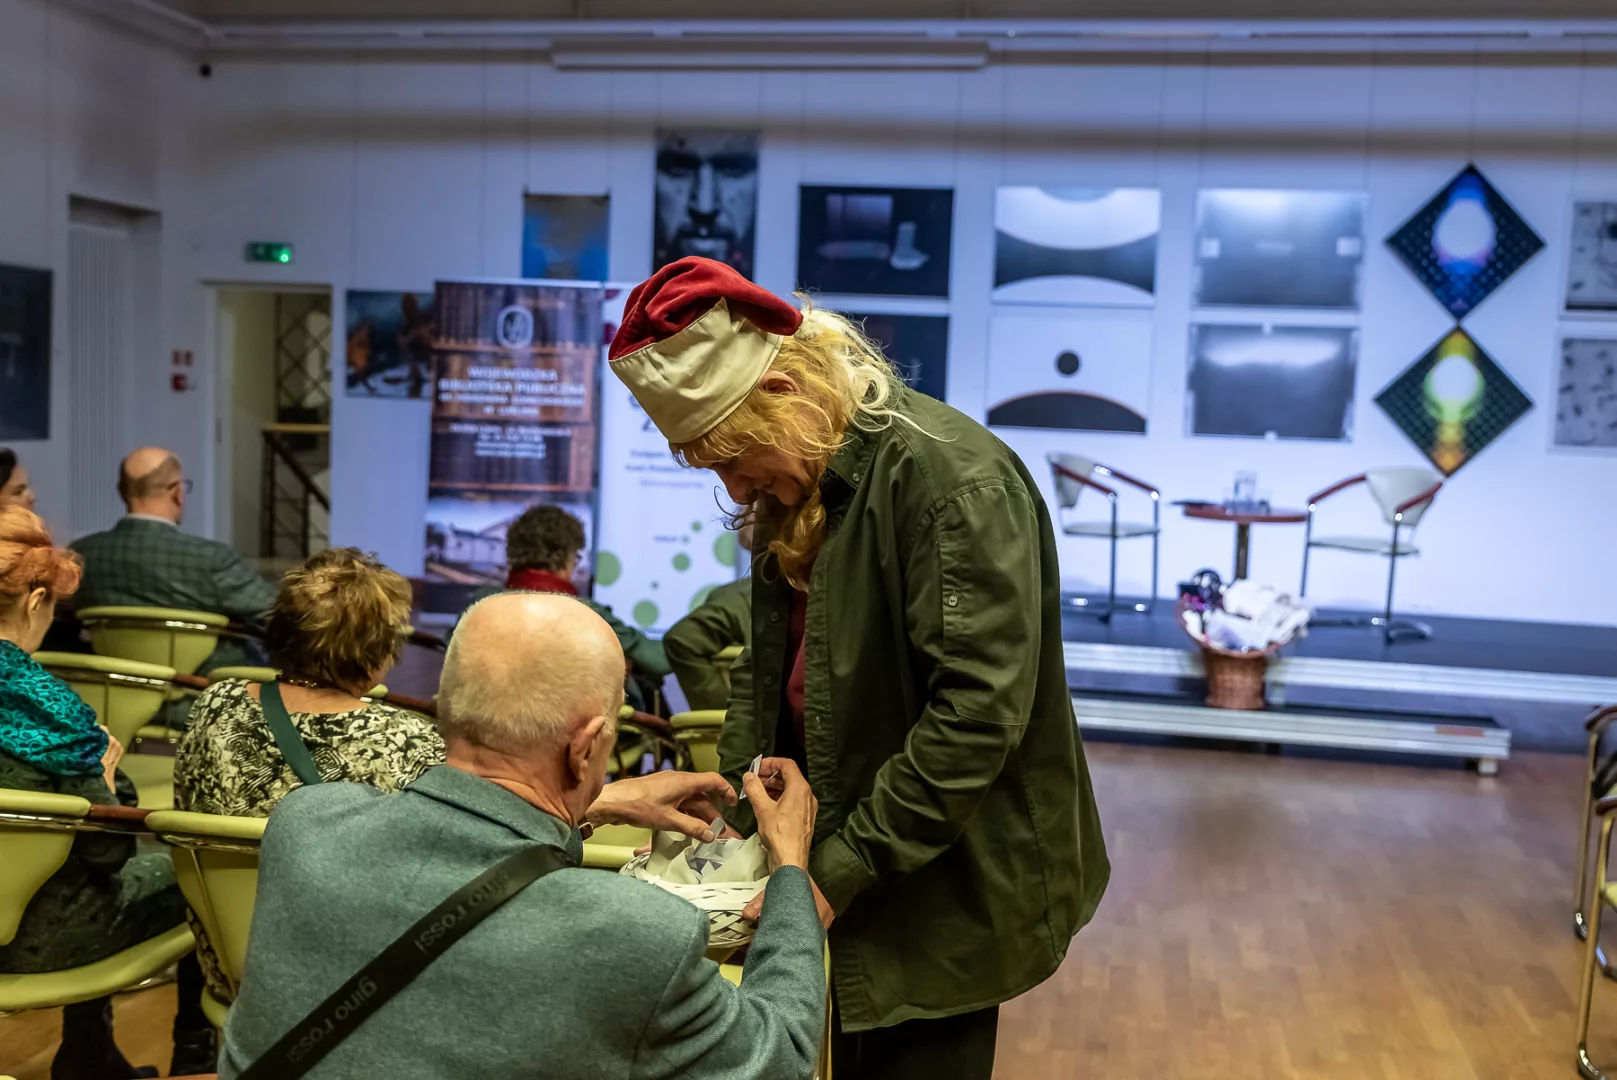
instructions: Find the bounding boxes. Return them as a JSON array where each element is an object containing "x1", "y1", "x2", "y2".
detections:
[{"x1": 607, "y1": 258, "x2": 1110, "y2": 1080}]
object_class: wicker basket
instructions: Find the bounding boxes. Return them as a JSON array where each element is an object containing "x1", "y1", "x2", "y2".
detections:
[
  {"x1": 1177, "y1": 599, "x2": 1279, "y2": 711},
  {"x1": 621, "y1": 833, "x2": 769, "y2": 949}
]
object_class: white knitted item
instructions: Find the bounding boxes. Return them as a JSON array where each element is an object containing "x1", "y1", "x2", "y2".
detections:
[{"x1": 621, "y1": 831, "x2": 770, "y2": 949}]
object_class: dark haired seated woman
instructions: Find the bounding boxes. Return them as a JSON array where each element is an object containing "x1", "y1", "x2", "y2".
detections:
[
  {"x1": 475, "y1": 503, "x2": 673, "y2": 711},
  {"x1": 0, "y1": 506, "x2": 209, "y2": 1079},
  {"x1": 175, "y1": 547, "x2": 444, "y2": 1003},
  {"x1": 0, "y1": 447, "x2": 37, "y2": 510}
]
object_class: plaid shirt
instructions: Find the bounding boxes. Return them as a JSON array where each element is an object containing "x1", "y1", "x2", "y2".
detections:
[{"x1": 71, "y1": 517, "x2": 276, "y2": 622}]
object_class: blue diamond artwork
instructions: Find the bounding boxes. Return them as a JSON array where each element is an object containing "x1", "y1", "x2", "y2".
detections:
[{"x1": 1385, "y1": 164, "x2": 1544, "y2": 320}]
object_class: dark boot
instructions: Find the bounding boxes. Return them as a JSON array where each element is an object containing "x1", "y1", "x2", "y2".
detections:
[
  {"x1": 169, "y1": 1025, "x2": 218, "y2": 1076},
  {"x1": 169, "y1": 951, "x2": 218, "y2": 1075},
  {"x1": 51, "y1": 997, "x2": 158, "y2": 1080}
]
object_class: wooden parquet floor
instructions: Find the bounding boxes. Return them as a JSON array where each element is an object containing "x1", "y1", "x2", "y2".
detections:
[{"x1": 2, "y1": 741, "x2": 1610, "y2": 1079}]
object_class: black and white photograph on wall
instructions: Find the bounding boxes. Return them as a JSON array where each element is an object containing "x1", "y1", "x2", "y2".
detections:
[
  {"x1": 847, "y1": 311, "x2": 949, "y2": 402},
  {"x1": 1193, "y1": 190, "x2": 1367, "y2": 310},
  {"x1": 796, "y1": 185, "x2": 953, "y2": 298},
  {"x1": 985, "y1": 307, "x2": 1152, "y2": 434},
  {"x1": 345, "y1": 290, "x2": 435, "y2": 400},
  {"x1": 1554, "y1": 337, "x2": 1617, "y2": 450},
  {"x1": 1186, "y1": 323, "x2": 1357, "y2": 440},
  {"x1": 992, "y1": 187, "x2": 1159, "y2": 306},
  {"x1": 1565, "y1": 201, "x2": 1617, "y2": 313},
  {"x1": 0, "y1": 264, "x2": 51, "y2": 440},
  {"x1": 653, "y1": 130, "x2": 759, "y2": 279},
  {"x1": 1373, "y1": 327, "x2": 1531, "y2": 475},
  {"x1": 1386, "y1": 165, "x2": 1545, "y2": 320}
]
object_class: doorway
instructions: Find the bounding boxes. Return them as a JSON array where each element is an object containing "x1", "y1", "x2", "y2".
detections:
[{"x1": 212, "y1": 286, "x2": 332, "y2": 571}]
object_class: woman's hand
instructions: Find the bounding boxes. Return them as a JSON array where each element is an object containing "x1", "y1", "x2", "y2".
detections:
[
  {"x1": 745, "y1": 759, "x2": 816, "y2": 873},
  {"x1": 99, "y1": 726, "x2": 123, "y2": 791}
]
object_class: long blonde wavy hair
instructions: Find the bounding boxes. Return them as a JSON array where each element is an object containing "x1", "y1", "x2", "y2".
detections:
[{"x1": 672, "y1": 300, "x2": 915, "y2": 590}]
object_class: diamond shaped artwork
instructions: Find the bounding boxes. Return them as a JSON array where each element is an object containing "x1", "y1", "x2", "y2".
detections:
[
  {"x1": 1374, "y1": 327, "x2": 1532, "y2": 476},
  {"x1": 1385, "y1": 165, "x2": 1545, "y2": 319}
]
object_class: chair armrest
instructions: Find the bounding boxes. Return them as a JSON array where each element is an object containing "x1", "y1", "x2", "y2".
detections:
[
  {"x1": 1587, "y1": 704, "x2": 1617, "y2": 733},
  {"x1": 1595, "y1": 794, "x2": 1617, "y2": 818},
  {"x1": 1307, "y1": 474, "x2": 1366, "y2": 507},
  {"x1": 1050, "y1": 462, "x2": 1117, "y2": 499},
  {"x1": 622, "y1": 711, "x2": 674, "y2": 739},
  {"x1": 379, "y1": 691, "x2": 438, "y2": 718},
  {"x1": 173, "y1": 673, "x2": 210, "y2": 692},
  {"x1": 85, "y1": 804, "x2": 153, "y2": 830},
  {"x1": 1395, "y1": 481, "x2": 1443, "y2": 516},
  {"x1": 223, "y1": 620, "x2": 265, "y2": 641},
  {"x1": 1096, "y1": 465, "x2": 1159, "y2": 497},
  {"x1": 407, "y1": 629, "x2": 447, "y2": 653}
]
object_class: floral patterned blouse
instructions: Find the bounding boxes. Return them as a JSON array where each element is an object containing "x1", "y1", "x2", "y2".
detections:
[
  {"x1": 174, "y1": 678, "x2": 446, "y2": 999},
  {"x1": 174, "y1": 679, "x2": 445, "y2": 819}
]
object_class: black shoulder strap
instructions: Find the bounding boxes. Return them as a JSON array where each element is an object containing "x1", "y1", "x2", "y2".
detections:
[
  {"x1": 260, "y1": 681, "x2": 323, "y2": 787},
  {"x1": 238, "y1": 843, "x2": 574, "y2": 1080}
]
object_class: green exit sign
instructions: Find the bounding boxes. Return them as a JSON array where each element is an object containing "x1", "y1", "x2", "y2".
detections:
[{"x1": 246, "y1": 242, "x2": 294, "y2": 265}]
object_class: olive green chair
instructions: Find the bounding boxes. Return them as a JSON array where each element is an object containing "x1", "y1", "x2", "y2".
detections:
[
  {"x1": 581, "y1": 823, "x2": 653, "y2": 871},
  {"x1": 0, "y1": 789, "x2": 195, "y2": 1012},
  {"x1": 147, "y1": 810, "x2": 268, "y2": 1029},
  {"x1": 33, "y1": 652, "x2": 180, "y2": 810},
  {"x1": 713, "y1": 644, "x2": 744, "y2": 685},
  {"x1": 76, "y1": 606, "x2": 233, "y2": 675},
  {"x1": 670, "y1": 710, "x2": 726, "y2": 774},
  {"x1": 205, "y1": 665, "x2": 279, "y2": 683}
]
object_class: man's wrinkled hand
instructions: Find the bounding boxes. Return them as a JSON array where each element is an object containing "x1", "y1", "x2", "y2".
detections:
[
  {"x1": 741, "y1": 875, "x2": 836, "y2": 930},
  {"x1": 588, "y1": 770, "x2": 738, "y2": 843}
]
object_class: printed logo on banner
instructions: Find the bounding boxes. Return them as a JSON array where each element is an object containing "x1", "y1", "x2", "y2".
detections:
[{"x1": 497, "y1": 306, "x2": 535, "y2": 348}]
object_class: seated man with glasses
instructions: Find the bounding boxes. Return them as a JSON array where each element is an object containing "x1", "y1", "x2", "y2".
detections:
[{"x1": 72, "y1": 447, "x2": 276, "y2": 672}]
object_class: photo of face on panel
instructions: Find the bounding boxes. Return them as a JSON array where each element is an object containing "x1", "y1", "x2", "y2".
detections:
[
  {"x1": 653, "y1": 130, "x2": 760, "y2": 279},
  {"x1": 797, "y1": 185, "x2": 954, "y2": 298}
]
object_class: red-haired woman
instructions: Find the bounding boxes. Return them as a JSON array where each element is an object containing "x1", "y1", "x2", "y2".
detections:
[{"x1": 0, "y1": 506, "x2": 212, "y2": 1078}]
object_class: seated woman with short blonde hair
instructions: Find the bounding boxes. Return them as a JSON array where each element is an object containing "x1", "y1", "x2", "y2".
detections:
[
  {"x1": 175, "y1": 548, "x2": 445, "y2": 1002},
  {"x1": 177, "y1": 546, "x2": 444, "y2": 816}
]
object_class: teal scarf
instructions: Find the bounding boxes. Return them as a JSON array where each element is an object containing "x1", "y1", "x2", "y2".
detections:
[{"x1": 0, "y1": 640, "x2": 108, "y2": 776}]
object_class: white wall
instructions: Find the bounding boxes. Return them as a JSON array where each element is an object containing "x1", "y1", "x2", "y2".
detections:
[
  {"x1": 0, "y1": 0, "x2": 202, "y2": 539},
  {"x1": 166, "y1": 54, "x2": 1617, "y2": 624}
]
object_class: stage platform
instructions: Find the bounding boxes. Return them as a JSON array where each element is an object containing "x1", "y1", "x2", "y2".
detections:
[{"x1": 1062, "y1": 601, "x2": 1617, "y2": 764}]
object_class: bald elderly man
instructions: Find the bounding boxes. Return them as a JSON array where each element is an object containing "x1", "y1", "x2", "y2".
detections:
[
  {"x1": 220, "y1": 592, "x2": 827, "y2": 1080},
  {"x1": 73, "y1": 448, "x2": 276, "y2": 655}
]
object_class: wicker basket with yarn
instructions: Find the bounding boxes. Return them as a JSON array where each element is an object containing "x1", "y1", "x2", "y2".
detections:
[
  {"x1": 620, "y1": 831, "x2": 770, "y2": 949},
  {"x1": 1177, "y1": 599, "x2": 1280, "y2": 711}
]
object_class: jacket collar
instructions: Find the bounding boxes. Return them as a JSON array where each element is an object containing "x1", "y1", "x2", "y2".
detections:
[
  {"x1": 121, "y1": 514, "x2": 179, "y2": 529},
  {"x1": 407, "y1": 764, "x2": 583, "y2": 860},
  {"x1": 824, "y1": 417, "x2": 881, "y2": 495}
]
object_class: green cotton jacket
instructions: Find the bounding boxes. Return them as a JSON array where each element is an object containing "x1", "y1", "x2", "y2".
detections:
[
  {"x1": 718, "y1": 388, "x2": 1109, "y2": 1033},
  {"x1": 664, "y1": 578, "x2": 752, "y2": 711}
]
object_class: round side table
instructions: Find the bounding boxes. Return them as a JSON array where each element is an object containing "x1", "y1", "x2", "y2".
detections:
[{"x1": 1182, "y1": 503, "x2": 1308, "y2": 581}]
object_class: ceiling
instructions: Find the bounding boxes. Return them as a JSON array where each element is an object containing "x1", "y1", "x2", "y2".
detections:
[
  {"x1": 65, "y1": 0, "x2": 1617, "y2": 60},
  {"x1": 164, "y1": 0, "x2": 1617, "y2": 19}
]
